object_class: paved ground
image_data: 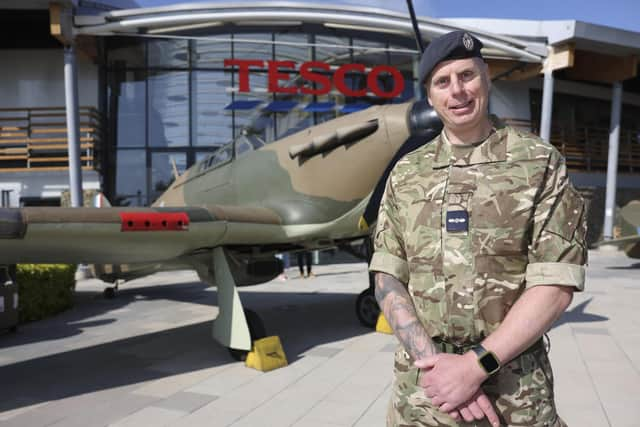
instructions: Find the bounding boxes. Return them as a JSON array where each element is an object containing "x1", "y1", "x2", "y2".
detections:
[{"x1": 0, "y1": 249, "x2": 638, "y2": 427}]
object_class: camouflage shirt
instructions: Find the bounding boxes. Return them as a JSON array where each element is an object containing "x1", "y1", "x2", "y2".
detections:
[
  {"x1": 370, "y1": 118, "x2": 587, "y2": 343},
  {"x1": 369, "y1": 119, "x2": 586, "y2": 426}
]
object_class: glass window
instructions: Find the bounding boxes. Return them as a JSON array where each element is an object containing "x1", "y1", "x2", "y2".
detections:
[
  {"x1": 275, "y1": 93, "x2": 314, "y2": 139},
  {"x1": 148, "y1": 39, "x2": 189, "y2": 68},
  {"x1": 148, "y1": 71, "x2": 189, "y2": 147},
  {"x1": 233, "y1": 72, "x2": 271, "y2": 140},
  {"x1": 150, "y1": 152, "x2": 187, "y2": 203},
  {"x1": 201, "y1": 144, "x2": 232, "y2": 171},
  {"x1": 114, "y1": 71, "x2": 146, "y2": 147},
  {"x1": 193, "y1": 38, "x2": 232, "y2": 69},
  {"x1": 115, "y1": 150, "x2": 147, "y2": 206},
  {"x1": 233, "y1": 33, "x2": 273, "y2": 62},
  {"x1": 352, "y1": 38, "x2": 387, "y2": 68},
  {"x1": 192, "y1": 71, "x2": 234, "y2": 147},
  {"x1": 315, "y1": 35, "x2": 351, "y2": 66},
  {"x1": 107, "y1": 38, "x2": 146, "y2": 68},
  {"x1": 275, "y1": 33, "x2": 311, "y2": 63}
]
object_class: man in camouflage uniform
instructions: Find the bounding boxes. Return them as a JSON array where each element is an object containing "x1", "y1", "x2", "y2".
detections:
[{"x1": 369, "y1": 30, "x2": 587, "y2": 427}]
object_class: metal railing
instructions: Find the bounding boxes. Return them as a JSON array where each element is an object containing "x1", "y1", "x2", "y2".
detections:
[
  {"x1": 504, "y1": 118, "x2": 640, "y2": 173},
  {"x1": 0, "y1": 106, "x2": 103, "y2": 173}
]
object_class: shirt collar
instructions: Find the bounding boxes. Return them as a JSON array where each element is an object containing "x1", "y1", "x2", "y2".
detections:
[{"x1": 432, "y1": 116, "x2": 508, "y2": 169}]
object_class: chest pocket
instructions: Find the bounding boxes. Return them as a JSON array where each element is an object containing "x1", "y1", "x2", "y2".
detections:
[
  {"x1": 445, "y1": 179, "x2": 475, "y2": 236},
  {"x1": 403, "y1": 184, "x2": 445, "y2": 261}
]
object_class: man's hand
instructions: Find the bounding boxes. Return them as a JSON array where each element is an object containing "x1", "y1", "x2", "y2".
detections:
[
  {"x1": 448, "y1": 390, "x2": 500, "y2": 427},
  {"x1": 415, "y1": 351, "x2": 488, "y2": 412}
]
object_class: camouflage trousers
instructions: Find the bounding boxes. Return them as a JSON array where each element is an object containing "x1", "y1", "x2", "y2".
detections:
[{"x1": 387, "y1": 343, "x2": 567, "y2": 427}]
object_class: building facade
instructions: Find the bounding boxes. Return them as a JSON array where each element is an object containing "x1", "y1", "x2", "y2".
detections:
[{"x1": 1, "y1": 1, "x2": 639, "y2": 240}]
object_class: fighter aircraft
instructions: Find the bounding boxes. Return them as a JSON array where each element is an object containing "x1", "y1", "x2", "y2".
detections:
[
  {"x1": 0, "y1": 96, "x2": 442, "y2": 359},
  {"x1": 597, "y1": 200, "x2": 640, "y2": 259}
]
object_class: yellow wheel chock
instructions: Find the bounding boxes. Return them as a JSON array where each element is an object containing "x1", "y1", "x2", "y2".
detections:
[
  {"x1": 375, "y1": 313, "x2": 393, "y2": 335},
  {"x1": 245, "y1": 336, "x2": 288, "y2": 372}
]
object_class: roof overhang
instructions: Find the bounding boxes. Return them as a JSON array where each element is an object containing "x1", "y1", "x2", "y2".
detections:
[
  {"x1": 73, "y1": 2, "x2": 546, "y2": 63},
  {"x1": 442, "y1": 18, "x2": 640, "y2": 57}
]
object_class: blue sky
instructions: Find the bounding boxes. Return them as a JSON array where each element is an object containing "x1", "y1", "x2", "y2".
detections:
[{"x1": 131, "y1": 0, "x2": 640, "y2": 33}]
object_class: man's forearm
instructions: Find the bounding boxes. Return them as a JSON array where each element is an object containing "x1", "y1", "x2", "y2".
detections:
[
  {"x1": 482, "y1": 285, "x2": 573, "y2": 365},
  {"x1": 374, "y1": 272, "x2": 438, "y2": 359}
]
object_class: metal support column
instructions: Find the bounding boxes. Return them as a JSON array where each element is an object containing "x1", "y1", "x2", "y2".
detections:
[
  {"x1": 539, "y1": 67, "x2": 554, "y2": 142},
  {"x1": 64, "y1": 45, "x2": 83, "y2": 207},
  {"x1": 603, "y1": 82, "x2": 623, "y2": 240}
]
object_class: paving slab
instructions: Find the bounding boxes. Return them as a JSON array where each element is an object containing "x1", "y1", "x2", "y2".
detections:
[{"x1": 0, "y1": 251, "x2": 638, "y2": 426}]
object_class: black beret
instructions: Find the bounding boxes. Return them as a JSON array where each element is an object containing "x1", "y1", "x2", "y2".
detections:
[{"x1": 418, "y1": 30, "x2": 484, "y2": 85}]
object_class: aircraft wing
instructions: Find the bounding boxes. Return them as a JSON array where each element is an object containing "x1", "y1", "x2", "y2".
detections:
[
  {"x1": 594, "y1": 234, "x2": 640, "y2": 247},
  {"x1": 0, "y1": 205, "x2": 282, "y2": 265}
]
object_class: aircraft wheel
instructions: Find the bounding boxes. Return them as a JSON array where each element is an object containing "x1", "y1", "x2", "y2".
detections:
[
  {"x1": 356, "y1": 288, "x2": 380, "y2": 328},
  {"x1": 228, "y1": 309, "x2": 266, "y2": 362},
  {"x1": 103, "y1": 287, "x2": 117, "y2": 299}
]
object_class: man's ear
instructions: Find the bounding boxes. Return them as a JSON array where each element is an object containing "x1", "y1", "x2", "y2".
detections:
[
  {"x1": 482, "y1": 61, "x2": 491, "y2": 91},
  {"x1": 426, "y1": 85, "x2": 433, "y2": 106}
]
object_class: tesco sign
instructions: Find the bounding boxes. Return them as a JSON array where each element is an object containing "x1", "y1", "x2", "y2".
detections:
[{"x1": 224, "y1": 59, "x2": 405, "y2": 99}]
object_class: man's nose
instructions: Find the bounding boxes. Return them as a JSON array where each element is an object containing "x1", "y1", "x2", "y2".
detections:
[{"x1": 449, "y1": 77, "x2": 464, "y2": 95}]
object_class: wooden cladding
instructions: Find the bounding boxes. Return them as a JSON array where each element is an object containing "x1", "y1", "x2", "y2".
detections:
[
  {"x1": 504, "y1": 118, "x2": 640, "y2": 173},
  {"x1": 0, "y1": 106, "x2": 103, "y2": 173}
]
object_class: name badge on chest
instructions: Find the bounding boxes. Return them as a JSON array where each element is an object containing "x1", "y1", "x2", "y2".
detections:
[{"x1": 446, "y1": 210, "x2": 469, "y2": 232}]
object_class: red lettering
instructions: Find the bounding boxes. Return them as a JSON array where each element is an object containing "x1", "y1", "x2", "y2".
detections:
[
  {"x1": 300, "y1": 61, "x2": 332, "y2": 95},
  {"x1": 368, "y1": 65, "x2": 405, "y2": 98},
  {"x1": 268, "y1": 61, "x2": 297, "y2": 94},
  {"x1": 334, "y1": 64, "x2": 367, "y2": 97},
  {"x1": 224, "y1": 59, "x2": 264, "y2": 92},
  {"x1": 225, "y1": 59, "x2": 406, "y2": 99}
]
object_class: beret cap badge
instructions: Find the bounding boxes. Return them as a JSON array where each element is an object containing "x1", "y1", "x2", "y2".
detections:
[{"x1": 462, "y1": 33, "x2": 474, "y2": 51}]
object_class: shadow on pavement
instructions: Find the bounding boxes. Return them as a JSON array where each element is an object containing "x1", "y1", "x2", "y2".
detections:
[
  {"x1": 552, "y1": 298, "x2": 608, "y2": 328},
  {"x1": 606, "y1": 262, "x2": 640, "y2": 269},
  {"x1": 0, "y1": 280, "x2": 370, "y2": 413}
]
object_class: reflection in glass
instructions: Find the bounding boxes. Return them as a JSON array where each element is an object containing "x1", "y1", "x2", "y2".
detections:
[
  {"x1": 233, "y1": 33, "x2": 273, "y2": 62},
  {"x1": 192, "y1": 71, "x2": 233, "y2": 147},
  {"x1": 315, "y1": 35, "x2": 351, "y2": 65},
  {"x1": 200, "y1": 144, "x2": 232, "y2": 171},
  {"x1": 150, "y1": 152, "x2": 187, "y2": 203},
  {"x1": 148, "y1": 71, "x2": 189, "y2": 147},
  {"x1": 275, "y1": 93, "x2": 314, "y2": 139},
  {"x1": 116, "y1": 150, "x2": 147, "y2": 206},
  {"x1": 193, "y1": 38, "x2": 231, "y2": 68},
  {"x1": 108, "y1": 38, "x2": 146, "y2": 68},
  {"x1": 275, "y1": 33, "x2": 311, "y2": 63},
  {"x1": 148, "y1": 39, "x2": 189, "y2": 68},
  {"x1": 115, "y1": 71, "x2": 146, "y2": 147},
  {"x1": 233, "y1": 72, "x2": 270, "y2": 141}
]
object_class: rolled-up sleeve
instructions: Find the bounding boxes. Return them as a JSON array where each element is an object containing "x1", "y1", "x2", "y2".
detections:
[
  {"x1": 526, "y1": 151, "x2": 588, "y2": 291},
  {"x1": 369, "y1": 173, "x2": 409, "y2": 285}
]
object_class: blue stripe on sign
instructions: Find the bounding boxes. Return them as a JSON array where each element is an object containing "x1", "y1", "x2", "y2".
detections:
[
  {"x1": 264, "y1": 101, "x2": 298, "y2": 112},
  {"x1": 340, "y1": 103, "x2": 370, "y2": 113},
  {"x1": 303, "y1": 102, "x2": 335, "y2": 112},
  {"x1": 224, "y1": 100, "x2": 263, "y2": 110}
]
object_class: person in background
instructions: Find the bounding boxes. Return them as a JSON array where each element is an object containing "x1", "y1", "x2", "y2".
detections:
[
  {"x1": 297, "y1": 251, "x2": 314, "y2": 278},
  {"x1": 275, "y1": 252, "x2": 290, "y2": 280}
]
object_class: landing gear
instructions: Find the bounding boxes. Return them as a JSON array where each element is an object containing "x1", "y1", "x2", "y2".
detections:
[
  {"x1": 355, "y1": 237, "x2": 380, "y2": 328},
  {"x1": 103, "y1": 280, "x2": 120, "y2": 299},
  {"x1": 228, "y1": 309, "x2": 266, "y2": 361},
  {"x1": 356, "y1": 288, "x2": 380, "y2": 328}
]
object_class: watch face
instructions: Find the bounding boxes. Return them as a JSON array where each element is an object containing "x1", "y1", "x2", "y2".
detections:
[{"x1": 480, "y1": 352, "x2": 500, "y2": 374}]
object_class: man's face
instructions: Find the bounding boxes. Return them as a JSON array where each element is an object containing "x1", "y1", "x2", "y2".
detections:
[{"x1": 426, "y1": 57, "x2": 490, "y2": 135}]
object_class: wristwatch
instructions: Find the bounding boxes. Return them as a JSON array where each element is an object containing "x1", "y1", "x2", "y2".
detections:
[{"x1": 472, "y1": 344, "x2": 501, "y2": 376}]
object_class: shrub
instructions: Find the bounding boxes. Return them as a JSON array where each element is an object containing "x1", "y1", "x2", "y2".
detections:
[{"x1": 16, "y1": 264, "x2": 76, "y2": 323}]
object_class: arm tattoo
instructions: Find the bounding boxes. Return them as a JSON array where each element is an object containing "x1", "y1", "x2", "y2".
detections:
[{"x1": 375, "y1": 273, "x2": 438, "y2": 359}]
